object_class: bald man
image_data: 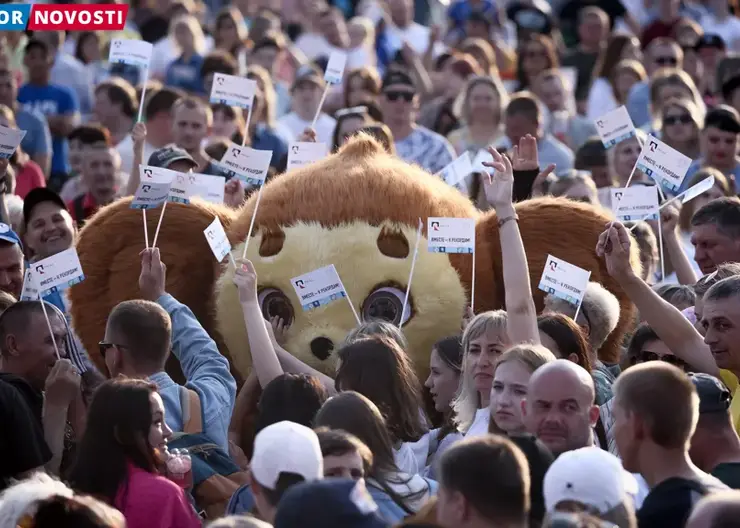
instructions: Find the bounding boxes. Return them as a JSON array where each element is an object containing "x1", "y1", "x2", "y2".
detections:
[
  {"x1": 686, "y1": 491, "x2": 740, "y2": 527},
  {"x1": 522, "y1": 359, "x2": 600, "y2": 457}
]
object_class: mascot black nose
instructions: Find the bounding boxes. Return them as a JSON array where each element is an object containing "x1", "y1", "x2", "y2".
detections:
[{"x1": 310, "y1": 336, "x2": 334, "y2": 360}]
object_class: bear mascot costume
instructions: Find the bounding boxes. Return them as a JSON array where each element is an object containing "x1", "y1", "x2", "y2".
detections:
[{"x1": 69, "y1": 136, "x2": 639, "y2": 383}]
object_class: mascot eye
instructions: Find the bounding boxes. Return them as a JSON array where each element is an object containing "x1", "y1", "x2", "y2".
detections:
[
  {"x1": 257, "y1": 288, "x2": 295, "y2": 326},
  {"x1": 361, "y1": 287, "x2": 411, "y2": 326}
]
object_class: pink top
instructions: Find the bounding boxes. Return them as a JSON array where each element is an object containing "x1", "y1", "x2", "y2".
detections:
[{"x1": 114, "y1": 463, "x2": 201, "y2": 528}]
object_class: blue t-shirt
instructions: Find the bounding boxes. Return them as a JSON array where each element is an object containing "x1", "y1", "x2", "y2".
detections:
[
  {"x1": 15, "y1": 108, "x2": 51, "y2": 159},
  {"x1": 17, "y1": 83, "x2": 78, "y2": 175},
  {"x1": 165, "y1": 54, "x2": 205, "y2": 95}
]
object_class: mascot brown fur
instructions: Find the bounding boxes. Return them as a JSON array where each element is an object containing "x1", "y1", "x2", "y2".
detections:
[
  {"x1": 69, "y1": 198, "x2": 237, "y2": 377},
  {"x1": 69, "y1": 136, "x2": 638, "y2": 379}
]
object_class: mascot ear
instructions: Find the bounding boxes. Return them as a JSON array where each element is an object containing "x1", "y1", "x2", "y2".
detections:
[
  {"x1": 257, "y1": 226, "x2": 286, "y2": 258},
  {"x1": 68, "y1": 198, "x2": 237, "y2": 375},
  {"x1": 377, "y1": 225, "x2": 410, "y2": 259}
]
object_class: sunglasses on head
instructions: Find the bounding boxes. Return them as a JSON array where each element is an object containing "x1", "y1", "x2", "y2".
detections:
[
  {"x1": 655, "y1": 56, "x2": 678, "y2": 66},
  {"x1": 384, "y1": 90, "x2": 414, "y2": 102},
  {"x1": 664, "y1": 114, "x2": 692, "y2": 126}
]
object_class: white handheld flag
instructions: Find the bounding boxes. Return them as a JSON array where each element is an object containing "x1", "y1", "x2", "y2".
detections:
[
  {"x1": 635, "y1": 135, "x2": 692, "y2": 194},
  {"x1": 287, "y1": 142, "x2": 329, "y2": 170},
  {"x1": 594, "y1": 106, "x2": 636, "y2": 149},
  {"x1": 538, "y1": 255, "x2": 591, "y2": 318}
]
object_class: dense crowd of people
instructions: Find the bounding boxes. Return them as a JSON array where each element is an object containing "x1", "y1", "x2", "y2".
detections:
[{"x1": 4, "y1": 0, "x2": 740, "y2": 527}]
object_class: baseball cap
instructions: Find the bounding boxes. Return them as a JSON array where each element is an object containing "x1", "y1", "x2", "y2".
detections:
[
  {"x1": 274, "y1": 478, "x2": 388, "y2": 528},
  {"x1": 543, "y1": 447, "x2": 638, "y2": 514},
  {"x1": 23, "y1": 188, "x2": 68, "y2": 228},
  {"x1": 381, "y1": 70, "x2": 415, "y2": 92},
  {"x1": 147, "y1": 144, "x2": 198, "y2": 170},
  {"x1": 292, "y1": 65, "x2": 325, "y2": 90},
  {"x1": 689, "y1": 372, "x2": 732, "y2": 414},
  {"x1": 0, "y1": 223, "x2": 21, "y2": 247},
  {"x1": 696, "y1": 34, "x2": 726, "y2": 51},
  {"x1": 250, "y1": 421, "x2": 323, "y2": 489}
]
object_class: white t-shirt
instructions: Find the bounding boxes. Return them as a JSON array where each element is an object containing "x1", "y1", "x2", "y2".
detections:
[
  {"x1": 278, "y1": 112, "x2": 337, "y2": 145},
  {"x1": 465, "y1": 408, "x2": 491, "y2": 438}
]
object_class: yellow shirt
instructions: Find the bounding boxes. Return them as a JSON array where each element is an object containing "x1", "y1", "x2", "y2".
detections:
[{"x1": 720, "y1": 370, "x2": 740, "y2": 432}]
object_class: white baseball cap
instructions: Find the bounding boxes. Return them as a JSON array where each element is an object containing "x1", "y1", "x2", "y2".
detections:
[
  {"x1": 543, "y1": 447, "x2": 638, "y2": 514},
  {"x1": 250, "y1": 421, "x2": 324, "y2": 489}
]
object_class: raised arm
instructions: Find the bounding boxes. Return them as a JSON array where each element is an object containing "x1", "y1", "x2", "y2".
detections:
[
  {"x1": 140, "y1": 248, "x2": 237, "y2": 451},
  {"x1": 233, "y1": 259, "x2": 284, "y2": 388},
  {"x1": 483, "y1": 139, "x2": 540, "y2": 345},
  {"x1": 124, "y1": 123, "x2": 147, "y2": 196},
  {"x1": 660, "y1": 203, "x2": 699, "y2": 285},
  {"x1": 596, "y1": 222, "x2": 717, "y2": 375}
]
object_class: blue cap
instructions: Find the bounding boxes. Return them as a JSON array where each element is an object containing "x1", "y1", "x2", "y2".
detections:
[
  {"x1": 0, "y1": 222, "x2": 22, "y2": 248},
  {"x1": 274, "y1": 479, "x2": 388, "y2": 528}
]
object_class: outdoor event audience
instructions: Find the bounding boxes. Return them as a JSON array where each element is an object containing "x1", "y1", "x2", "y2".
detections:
[{"x1": 5, "y1": 0, "x2": 740, "y2": 527}]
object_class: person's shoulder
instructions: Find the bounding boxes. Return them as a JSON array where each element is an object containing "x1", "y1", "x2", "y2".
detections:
[{"x1": 416, "y1": 125, "x2": 450, "y2": 144}]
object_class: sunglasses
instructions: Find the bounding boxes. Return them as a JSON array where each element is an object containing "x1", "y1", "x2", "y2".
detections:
[
  {"x1": 384, "y1": 91, "x2": 414, "y2": 102},
  {"x1": 664, "y1": 114, "x2": 692, "y2": 126},
  {"x1": 636, "y1": 350, "x2": 689, "y2": 369},
  {"x1": 655, "y1": 56, "x2": 678, "y2": 66},
  {"x1": 99, "y1": 341, "x2": 126, "y2": 357}
]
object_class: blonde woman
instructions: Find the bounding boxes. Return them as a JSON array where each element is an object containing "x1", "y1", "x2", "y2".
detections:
[
  {"x1": 646, "y1": 69, "x2": 706, "y2": 134},
  {"x1": 165, "y1": 14, "x2": 209, "y2": 94},
  {"x1": 656, "y1": 97, "x2": 703, "y2": 159},
  {"x1": 607, "y1": 128, "x2": 648, "y2": 188},
  {"x1": 448, "y1": 75, "x2": 508, "y2": 155},
  {"x1": 488, "y1": 345, "x2": 556, "y2": 435},
  {"x1": 453, "y1": 147, "x2": 540, "y2": 437}
]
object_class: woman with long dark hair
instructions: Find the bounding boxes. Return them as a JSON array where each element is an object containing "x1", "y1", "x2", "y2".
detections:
[
  {"x1": 335, "y1": 334, "x2": 429, "y2": 475},
  {"x1": 68, "y1": 378, "x2": 200, "y2": 528},
  {"x1": 315, "y1": 391, "x2": 436, "y2": 524}
]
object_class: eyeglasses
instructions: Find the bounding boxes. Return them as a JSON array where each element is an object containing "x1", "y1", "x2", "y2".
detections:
[
  {"x1": 663, "y1": 114, "x2": 692, "y2": 126},
  {"x1": 655, "y1": 56, "x2": 678, "y2": 66},
  {"x1": 384, "y1": 91, "x2": 414, "y2": 102},
  {"x1": 636, "y1": 350, "x2": 689, "y2": 370}
]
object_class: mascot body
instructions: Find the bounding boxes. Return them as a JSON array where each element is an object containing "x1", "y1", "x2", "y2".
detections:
[{"x1": 70, "y1": 137, "x2": 637, "y2": 380}]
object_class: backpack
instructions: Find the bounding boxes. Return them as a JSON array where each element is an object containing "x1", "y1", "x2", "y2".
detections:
[{"x1": 167, "y1": 386, "x2": 250, "y2": 520}]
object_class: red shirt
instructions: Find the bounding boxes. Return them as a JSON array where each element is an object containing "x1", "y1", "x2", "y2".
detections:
[
  {"x1": 14, "y1": 160, "x2": 45, "y2": 199},
  {"x1": 66, "y1": 192, "x2": 98, "y2": 226},
  {"x1": 641, "y1": 17, "x2": 687, "y2": 48}
]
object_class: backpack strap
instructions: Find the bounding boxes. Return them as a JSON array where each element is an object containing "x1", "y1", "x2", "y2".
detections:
[
  {"x1": 73, "y1": 195, "x2": 86, "y2": 228},
  {"x1": 179, "y1": 385, "x2": 204, "y2": 434}
]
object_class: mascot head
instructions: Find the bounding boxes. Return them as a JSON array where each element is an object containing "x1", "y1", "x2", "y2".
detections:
[{"x1": 217, "y1": 136, "x2": 484, "y2": 376}]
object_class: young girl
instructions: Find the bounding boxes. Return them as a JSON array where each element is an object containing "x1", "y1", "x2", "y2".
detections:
[{"x1": 68, "y1": 378, "x2": 200, "y2": 528}]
